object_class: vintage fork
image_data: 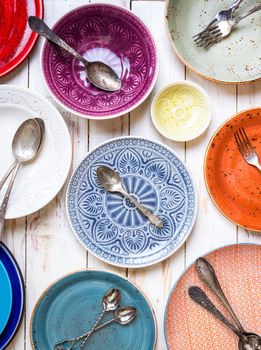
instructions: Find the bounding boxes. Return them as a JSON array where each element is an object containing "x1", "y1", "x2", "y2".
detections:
[
  {"x1": 195, "y1": 4, "x2": 261, "y2": 48},
  {"x1": 234, "y1": 127, "x2": 261, "y2": 172},
  {"x1": 193, "y1": 0, "x2": 244, "y2": 40}
]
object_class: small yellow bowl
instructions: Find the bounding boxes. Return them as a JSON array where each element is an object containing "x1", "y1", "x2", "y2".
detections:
[{"x1": 151, "y1": 81, "x2": 212, "y2": 142}]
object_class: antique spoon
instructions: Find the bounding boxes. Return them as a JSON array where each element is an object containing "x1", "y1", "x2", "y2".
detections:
[
  {"x1": 0, "y1": 119, "x2": 42, "y2": 237},
  {"x1": 189, "y1": 287, "x2": 261, "y2": 350},
  {"x1": 97, "y1": 166, "x2": 163, "y2": 228},
  {"x1": 79, "y1": 288, "x2": 121, "y2": 349},
  {"x1": 55, "y1": 289, "x2": 120, "y2": 350},
  {"x1": 0, "y1": 118, "x2": 45, "y2": 192},
  {"x1": 28, "y1": 16, "x2": 121, "y2": 92},
  {"x1": 196, "y1": 257, "x2": 245, "y2": 332},
  {"x1": 54, "y1": 306, "x2": 137, "y2": 350}
]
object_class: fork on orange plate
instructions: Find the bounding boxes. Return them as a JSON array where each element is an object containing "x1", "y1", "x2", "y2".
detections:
[{"x1": 234, "y1": 127, "x2": 261, "y2": 172}]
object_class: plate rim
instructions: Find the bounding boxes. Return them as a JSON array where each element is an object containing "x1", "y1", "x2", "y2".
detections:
[
  {"x1": 163, "y1": 242, "x2": 261, "y2": 350},
  {"x1": 0, "y1": 260, "x2": 12, "y2": 335},
  {"x1": 0, "y1": 84, "x2": 72, "y2": 219},
  {"x1": 30, "y1": 268, "x2": 157, "y2": 350},
  {"x1": 204, "y1": 107, "x2": 261, "y2": 232},
  {"x1": 0, "y1": 0, "x2": 44, "y2": 78},
  {"x1": 0, "y1": 242, "x2": 25, "y2": 349},
  {"x1": 66, "y1": 136, "x2": 198, "y2": 268},
  {"x1": 40, "y1": 2, "x2": 159, "y2": 120},
  {"x1": 164, "y1": 0, "x2": 261, "y2": 85}
]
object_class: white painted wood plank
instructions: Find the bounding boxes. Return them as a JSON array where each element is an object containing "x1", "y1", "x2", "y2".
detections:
[
  {"x1": 87, "y1": 0, "x2": 130, "y2": 275},
  {"x1": 130, "y1": 2, "x2": 186, "y2": 349},
  {"x1": 25, "y1": 2, "x2": 89, "y2": 349},
  {"x1": 185, "y1": 71, "x2": 238, "y2": 265}
]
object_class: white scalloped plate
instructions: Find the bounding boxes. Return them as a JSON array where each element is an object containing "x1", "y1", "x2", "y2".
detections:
[{"x1": 0, "y1": 85, "x2": 72, "y2": 219}]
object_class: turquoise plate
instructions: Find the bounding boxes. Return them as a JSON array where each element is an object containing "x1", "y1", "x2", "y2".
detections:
[
  {"x1": 31, "y1": 270, "x2": 156, "y2": 349},
  {"x1": 0, "y1": 261, "x2": 12, "y2": 335}
]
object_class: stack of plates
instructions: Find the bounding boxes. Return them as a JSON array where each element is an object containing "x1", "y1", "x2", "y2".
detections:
[{"x1": 0, "y1": 242, "x2": 24, "y2": 348}]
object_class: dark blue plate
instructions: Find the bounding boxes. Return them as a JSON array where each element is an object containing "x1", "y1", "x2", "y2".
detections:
[
  {"x1": 31, "y1": 270, "x2": 156, "y2": 349},
  {"x1": 0, "y1": 242, "x2": 24, "y2": 350}
]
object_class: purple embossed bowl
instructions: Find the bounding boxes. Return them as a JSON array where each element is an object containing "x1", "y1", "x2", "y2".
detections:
[{"x1": 41, "y1": 4, "x2": 159, "y2": 119}]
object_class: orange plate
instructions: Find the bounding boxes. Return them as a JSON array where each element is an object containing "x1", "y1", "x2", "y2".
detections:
[
  {"x1": 165, "y1": 244, "x2": 261, "y2": 350},
  {"x1": 204, "y1": 108, "x2": 261, "y2": 232}
]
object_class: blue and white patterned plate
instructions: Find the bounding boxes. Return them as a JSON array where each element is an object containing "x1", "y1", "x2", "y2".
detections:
[{"x1": 67, "y1": 137, "x2": 197, "y2": 268}]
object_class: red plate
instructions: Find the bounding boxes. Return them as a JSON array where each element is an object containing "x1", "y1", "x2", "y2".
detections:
[{"x1": 0, "y1": 0, "x2": 44, "y2": 78}]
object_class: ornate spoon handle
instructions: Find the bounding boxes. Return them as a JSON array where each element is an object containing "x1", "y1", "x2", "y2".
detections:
[
  {"x1": 120, "y1": 190, "x2": 163, "y2": 228},
  {"x1": 54, "y1": 319, "x2": 115, "y2": 350},
  {"x1": 0, "y1": 163, "x2": 20, "y2": 238},
  {"x1": 196, "y1": 258, "x2": 245, "y2": 333},
  {"x1": 0, "y1": 161, "x2": 17, "y2": 192},
  {"x1": 188, "y1": 287, "x2": 241, "y2": 337},
  {"x1": 28, "y1": 16, "x2": 88, "y2": 65}
]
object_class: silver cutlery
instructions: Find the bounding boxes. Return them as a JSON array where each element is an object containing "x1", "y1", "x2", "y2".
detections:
[
  {"x1": 234, "y1": 127, "x2": 261, "y2": 172},
  {"x1": 54, "y1": 306, "x2": 137, "y2": 350},
  {"x1": 189, "y1": 286, "x2": 261, "y2": 350},
  {"x1": 55, "y1": 289, "x2": 120, "y2": 350},
  {"x1": 193, "y1": 0, "x2": 243, "y2": 39},
  {"x1": 194, "y1": 3, "x2": 261, "y2": 48},
  {"x1": 196, "y1": 257, "x2": 245, "y2": 333},
  {"x1": 97, "y1": 166, "x2": 163, "y2": 228},
  {"x1": 0, "y1": 119, "x2": 43, "y2": 237},
  {"x1": 79, "y1": 288, "x2": 121, "y2": 349},
  {"x1": 28, "y1": 16, "x2": 121, "y2": 92},
  {"x1": 0, "y1": 118, "x2": 45, "y2": 192}
]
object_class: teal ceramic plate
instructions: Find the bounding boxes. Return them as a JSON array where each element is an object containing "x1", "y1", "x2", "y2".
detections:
[
  {"x1": 31, "y1": 270, "x2": 156, "y2": 349},
  {"x1": 0, "y1": 261, "x2": 12, "y2": 335},
  {"x1": 165, "y1": 0, "x2": 261, "y2": 84}
]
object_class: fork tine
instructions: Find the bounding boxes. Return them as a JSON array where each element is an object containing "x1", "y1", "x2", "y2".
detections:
[
  {"x1": 234, "y1": 131, "x2": 247, "y2": 158},
  {"x1": 196, "y1": 31, "x2": 222, "y2": 47},
  {"x1": 202, "y1": 34, "x2": 222, "y2": 48},
  {"x1": 194, "y1": 25, "x2": 219, "y2": 41},
  {"x1": 240, "y1": 127, "x2": 255, "y2": 154},
  {"x1": 238, "y1": 128, "x2": 252, "y2": 155},
  {"x1": 193, "y1": 18, "x2": 218, "y2": 38}
]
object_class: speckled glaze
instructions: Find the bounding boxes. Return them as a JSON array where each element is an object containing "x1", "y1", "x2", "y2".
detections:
[
  {"x1": 165, "y1": 0, "x2": 261, "y2": 84},
  {"x1": 204, "y1": 108, "x2": 261, "y2": 232},
  {"x1": 30, "y1": 270, "x2": 157, "y2": 350},
  {"x1": 42, "y1": 4, "x2": 158, "y2": 119},
  {"x1": 165, "y1": 244, "x2": 261, "y2": 350}
]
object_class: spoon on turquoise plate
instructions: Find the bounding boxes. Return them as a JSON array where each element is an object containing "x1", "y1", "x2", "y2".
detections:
[{"x1": 54, "y1": 306, "x2": 137, "y2": 350}]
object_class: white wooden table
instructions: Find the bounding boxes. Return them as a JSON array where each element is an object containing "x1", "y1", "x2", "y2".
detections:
[{"x1": 2, "y1": 1, "x2": 261, "y2": 349}]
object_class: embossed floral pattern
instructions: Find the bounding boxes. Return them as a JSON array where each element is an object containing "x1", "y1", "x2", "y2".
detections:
[
  {"x1": 42, "y1": 4, "x2": 158, "y2": 119},
  {"x1": 67, "y1": 138, "x2": 197, "y2": 267}
]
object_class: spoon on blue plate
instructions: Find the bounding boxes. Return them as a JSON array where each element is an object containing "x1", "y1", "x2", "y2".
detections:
[{"x1": 97, "y1": 166, "x2": 163, "y2": 228}]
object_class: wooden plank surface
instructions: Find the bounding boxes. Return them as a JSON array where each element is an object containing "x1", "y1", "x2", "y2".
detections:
[{"x1": 2, "y1": 1, "x2": 260, "y2": 349}]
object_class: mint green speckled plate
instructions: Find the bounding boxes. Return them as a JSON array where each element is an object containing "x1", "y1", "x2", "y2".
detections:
[{"x1": 165, "y1": 0, "x2": 261, "y2": 84}]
